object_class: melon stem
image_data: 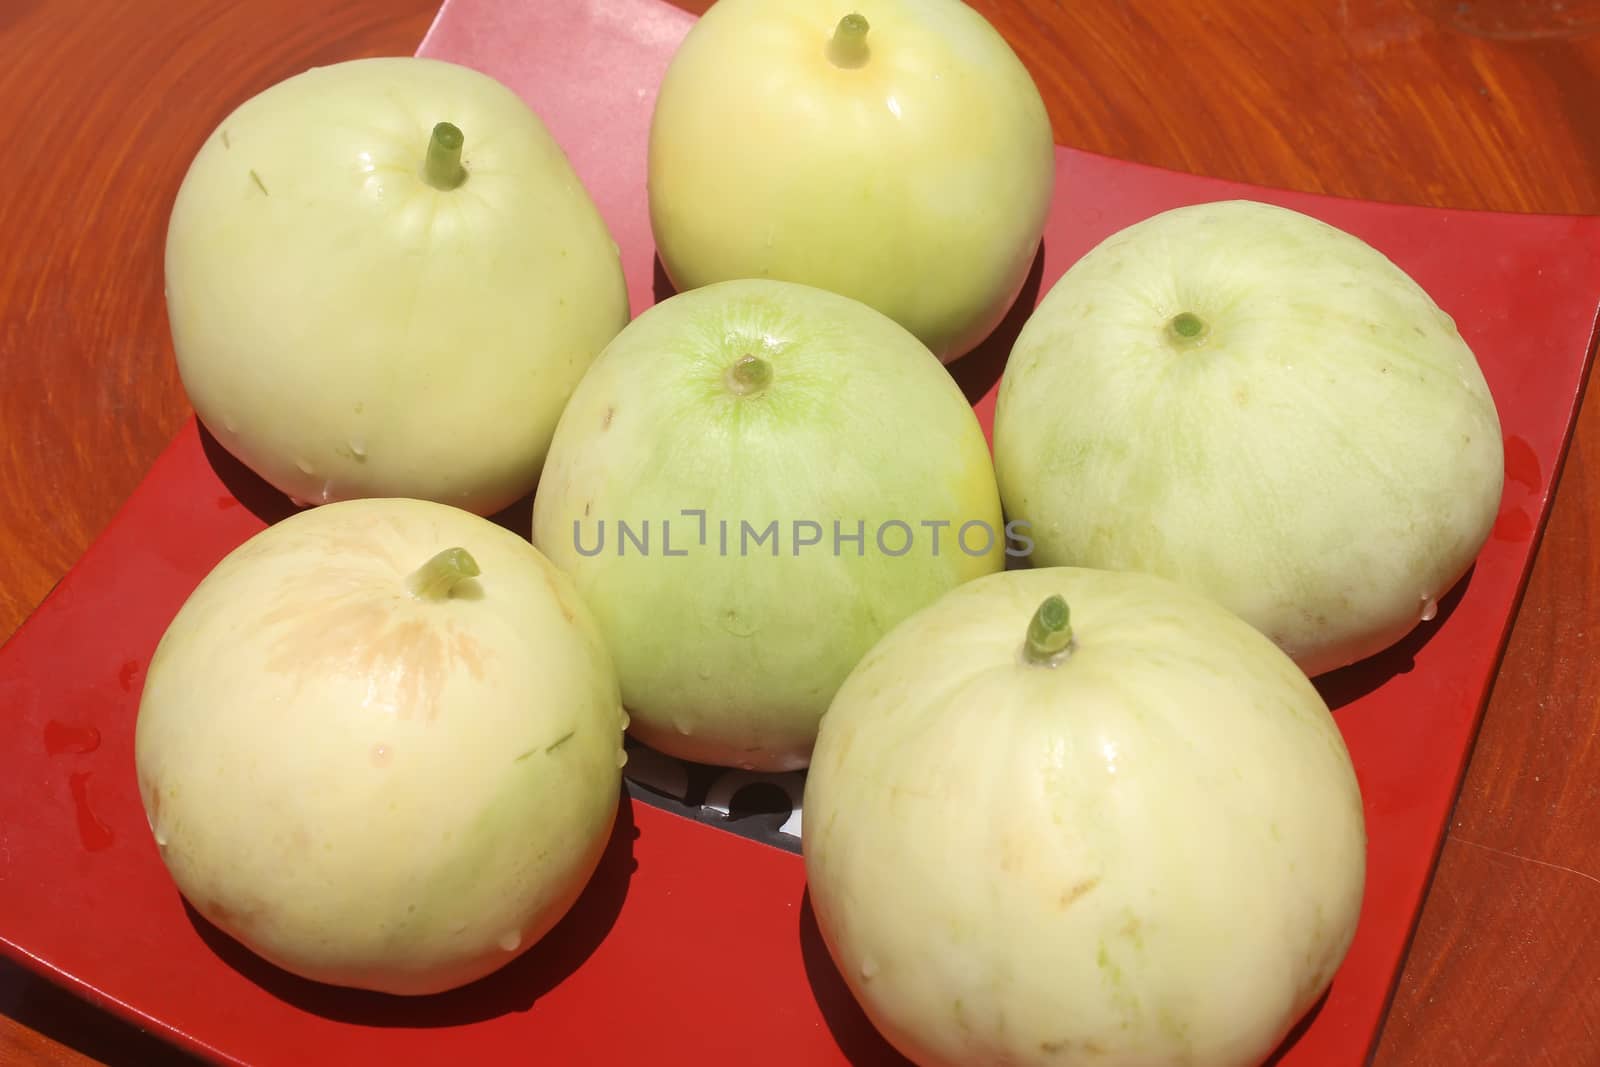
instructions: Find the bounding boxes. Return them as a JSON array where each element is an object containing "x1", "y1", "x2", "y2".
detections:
[
  {"x1": 1165, "y1": 311, "x2": 1209, "y2": 346},
  {"x1": 423, "y1": 122, "x2": 467, "y2": 190},
  {"x1": 828, "y1": 13, "x2": 870, "y2": 68},
  {"x1": 726, "y1": 354, "x2": 773, "y2": 396},
  {"x1": 406, "y1": 547, "x2": 480, "y2": 600},
  {"x1": 1024, "y1": 594, "x2": 1075, "y2": 665}
]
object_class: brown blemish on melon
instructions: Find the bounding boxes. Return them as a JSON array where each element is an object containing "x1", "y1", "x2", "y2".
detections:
[
  {"x1": 261, "y1": 593, "x2": 487, "y2": 722},
  {"x1": 1059, "y1": 876, "x2": 1102, "y2": 910}
]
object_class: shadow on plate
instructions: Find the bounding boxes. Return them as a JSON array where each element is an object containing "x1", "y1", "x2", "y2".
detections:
[
  {"x1": 1263, "y1": 984, "x2": 1332, "y2": 1065},
  {"x1": 652, "y1": 253, "x2": 677, "y2": 306},
  {"x1": 797, "y1": 889, "x2": 913, "y2": 1066},
  {"x1": 199, "y1": 421, "x2": 539, "y2": 541},
  {"x1": 1315, "y1": 566, "x2": 1473, "y2": 713},
  {"x1": 484, "y1": 491, "x2": 537, "y2": 542},
  {"x1": 649, "y1": 240, "x2": 1047, "y2": 411},
  {"x1": 948, "y1": 242, "x2": 1046, "y2": 406},
  {"x1": 0, "y1": 956, "x2": 202, "y2": 1066},
  {"x1": 198, "y1": 424, "x2": 300, "y2": 527},
  {"x1": 183, "y1": 789, "x2": 638, "y2": 1027}
]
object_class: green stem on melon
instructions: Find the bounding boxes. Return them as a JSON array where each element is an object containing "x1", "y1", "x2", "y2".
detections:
[
  {"x1": 828, "y1": 13, "x2": 871, "y2": 69},
  {"x1": 1023, "y1": 594, "x2": 1075, "y2": 665},
  {"x1": 423, "y1": 122, "x2": 467, "y2": 190},
  {"x1": 406, "y1": 547, "x2": 480, "y2": 600},
  {"x1": 1165, "y1": 311, "x2": 1209, "y2": 347},
  {"x1": 726, "y1": 354, "x2": 773, "y2": 396}
]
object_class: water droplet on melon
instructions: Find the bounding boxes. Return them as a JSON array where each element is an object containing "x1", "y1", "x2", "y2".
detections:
[
  {"x1": 498, "y1": 931, "x2": 520, "y2": 952},
  {"x1": 295, "y1": 458, "x2": 314, "y2": 475},
  {"x1": 860, "y1": 957, "x2": 879, "y2": 980},
  {"x1": 619, "y1": 711, "x2": 631, "y2": 730},
  {"x1": 616, "y1": 749, "x2": 628, "y2": 768},
  {"x1": 348, "y1": 438, "x2": 367, "y2": 460},
  {"x1": 674, "y1": 718, "x2": 693, "y2": 736},
  {"x1": 1420, "y1": 596, "x2": 1438, "y2": 622}
]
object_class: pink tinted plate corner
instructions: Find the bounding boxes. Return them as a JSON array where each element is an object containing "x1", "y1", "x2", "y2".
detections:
[{"x1": 2, "y1": 0, "x2": 1598, "y2": 1064}]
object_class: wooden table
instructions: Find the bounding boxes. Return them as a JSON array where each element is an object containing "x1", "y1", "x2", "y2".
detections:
[{"x1": 2, "y1": 0, "x2": 1596, "y2": 1062}]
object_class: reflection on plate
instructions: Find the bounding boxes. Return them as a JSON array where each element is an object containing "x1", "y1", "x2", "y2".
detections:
[{"x1": 624, "y1": 739, "x2": 805, "y2": 852}]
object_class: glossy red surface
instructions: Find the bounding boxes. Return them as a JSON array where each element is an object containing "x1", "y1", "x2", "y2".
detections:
[{"x1": 1, "y1": 0, "x2": 1597, "y2": 1063}]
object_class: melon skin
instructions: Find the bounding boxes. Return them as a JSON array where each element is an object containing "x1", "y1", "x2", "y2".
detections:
[{"x1": 993, "y1": 199, "x2": 1505, "y2": 676}]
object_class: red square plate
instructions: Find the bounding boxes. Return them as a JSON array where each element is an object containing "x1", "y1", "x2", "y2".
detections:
[{"x1": 2, "y1": 0, "x2": 1598, "y2": 1063}]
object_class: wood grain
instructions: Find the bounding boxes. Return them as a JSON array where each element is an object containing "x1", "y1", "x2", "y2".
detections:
[{"x1": 1, "y1": 0, "x2": 1596, "y2": 1063}]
